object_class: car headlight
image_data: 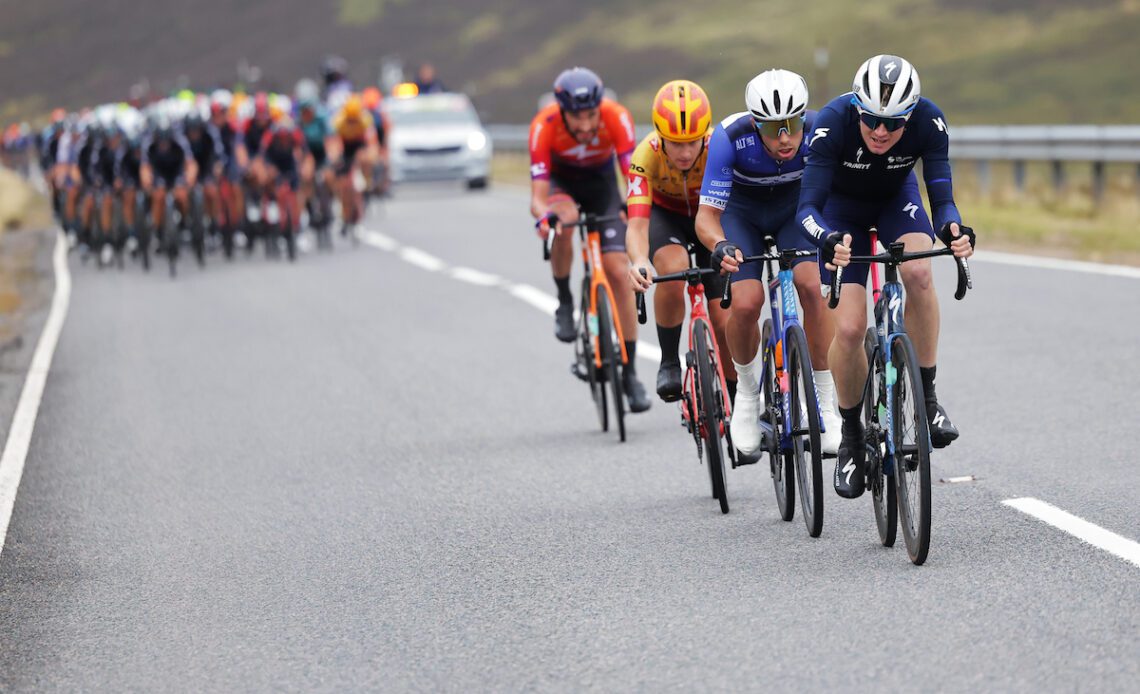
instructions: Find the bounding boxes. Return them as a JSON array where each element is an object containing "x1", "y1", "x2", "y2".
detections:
[{"x1": 467, "y1": 131, "x2": 487, "y2": 151}]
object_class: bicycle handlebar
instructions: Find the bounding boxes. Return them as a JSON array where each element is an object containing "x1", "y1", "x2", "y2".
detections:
[
  {"x1": 558, "y1": 213, "x2": 626, "y2": 229},
  {"x1": 644, "y1": 266, "x2": 734, "y2": 310},
  {"x1": 827, "y1": 242, "x2": 973, "y2": 309}
]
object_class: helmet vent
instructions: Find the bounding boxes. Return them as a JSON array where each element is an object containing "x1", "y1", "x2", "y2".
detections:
[
  {"x1": 759, "y1": 98, "x2": 770, "y2": 116},
  {"x1": 773, "y1": 89, "x2": 782, "y2": 114},
  {"x1": 898, "y1": 78, "x2": 914, "y2": 102}
]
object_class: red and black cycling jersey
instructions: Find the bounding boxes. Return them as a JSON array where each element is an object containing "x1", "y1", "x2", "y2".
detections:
[
  {"x1": 259, "y1": 128, "x2": 303, "y2": 171},
  {"x1": 242, "y1": 118, "x2": 272, "y2": 156}
]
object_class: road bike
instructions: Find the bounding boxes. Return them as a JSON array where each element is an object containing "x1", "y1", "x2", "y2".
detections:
[
  {"x1": 828, "y1": 228, "x2": 973, "y2": 565},
  {"x1": 543, "y1": 210, "x2": 630, "y2": 442},
  {"x1": 745, "y1": 240, "x2": 827, "y2": 537},
  {"x1": 636, "y1": 256, "x2": 735, "y2": 513}
]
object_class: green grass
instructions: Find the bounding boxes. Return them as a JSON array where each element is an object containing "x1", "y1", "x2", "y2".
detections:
[{"x1": 492, "y1": 154, "x2": 1140, "y2": 264}]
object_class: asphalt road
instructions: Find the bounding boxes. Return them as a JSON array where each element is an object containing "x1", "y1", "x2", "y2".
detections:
[{"x1": 1, "y1": 185, "x2": 1137, "y2": 691}]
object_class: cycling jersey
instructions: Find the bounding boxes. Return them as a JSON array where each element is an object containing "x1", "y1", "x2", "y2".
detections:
[
  {"x1": 242, "y1": 118, "x2": 272, "y2": 156},
  {"x1": 331, "y1": 111, "x2": 374, "y2": 144},
  {"x1": 144, "y1": 134, "x2": 193, "y2": 186},
  {"x1": 797, "y1": 93, "x2": 961, "y2": 245},
  {"x1": 115, "y1": 145, "x2": 142, "y2": 185},
  {"x1": 299, "y1": 111, "x2": 332, "y2": 165},
  {"x1": 186, "y1": 125, "x2": 224, "y2": 179},
  {"x1": 528, "y1": 99, "x2": 636, "y2": 182},
  {"x1": 698, "y1": 110, "x2": 817, "y2": 210},
  {"x1": 626, "y1": 132, "x2": 709, "y2": 219}
]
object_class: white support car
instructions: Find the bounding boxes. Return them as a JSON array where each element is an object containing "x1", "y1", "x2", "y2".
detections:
[{"x1": 384, "y1": 93, "x2": 492, "y2": 189}]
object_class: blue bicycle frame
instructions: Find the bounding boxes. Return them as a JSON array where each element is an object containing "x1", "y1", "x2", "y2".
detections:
[{"x1": 759, "y1": 247, "x2": 828, "y2": 449}]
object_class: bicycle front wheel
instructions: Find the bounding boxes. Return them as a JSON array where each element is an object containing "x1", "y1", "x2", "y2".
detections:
[
  {"x1": 578, "y1": 279, "x2": 605, "y2": 431},
  {"x1": 865, "y1": 328, "x2": 897, "y2": 548},
  {"x1": 891, "y1": 333, "x2": 931, "y2": 565},
  {"x1": 596, "y1": 287, "x2": 625, "y2": 442},
  {"x1": 786, "y1": 324, "x2": 823, "y2": 537},
  {"x1": 762, "y1": 319, "x2": 794, "y2": 522},
  {"x1": 694, "y1": 318, "x2": 728, "y2": 514}
]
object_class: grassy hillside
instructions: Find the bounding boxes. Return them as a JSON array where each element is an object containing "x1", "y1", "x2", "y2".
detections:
[{"x1": 2, "y1": 0, "x2": 1139, "y2": 124}]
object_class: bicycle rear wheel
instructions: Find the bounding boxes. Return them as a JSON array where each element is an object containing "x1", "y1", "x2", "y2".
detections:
[
  {"x1": 865, "y1": 328, "x2": 896, "y2": 547},
  {"x1": 595, "y1": 288, "x2": 625, "y2": 442},
  {"x1": 163, "y1": 198, "x2": 178, "y2": 278},
  {"x1": 786, "y1": 324, "x2": 823, "y2": 537},
  {"x1": 891, "y1": 333, "x2": 931, "y2": 565},
  {"x1": 762, "y1": 319, "x2": 794, "y2": 522},
  {"x1": 695, "y1": 318, "x2": 728, "y2": 513}
]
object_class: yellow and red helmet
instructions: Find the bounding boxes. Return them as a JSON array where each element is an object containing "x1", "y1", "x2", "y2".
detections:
[{"x1": 651, "y1": 80, "x2": 712, "y2": 143}]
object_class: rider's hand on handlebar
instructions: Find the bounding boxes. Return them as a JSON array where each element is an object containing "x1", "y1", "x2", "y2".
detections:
[
  {"x1": 535, "y1": 211, "x2": 559, "y2": 240},
  {"x1": 629, "y1": 260, "x2": 653, "y2": 293},
  {"x1": 946, "y1": 222, "x2": 975, "y2": 260},
  {"x1": 823, "y1": 232, "x2": 852, "y2": 271},
  {"x1": 712, "y1": 240, "x2": 743, "y2": 274}
]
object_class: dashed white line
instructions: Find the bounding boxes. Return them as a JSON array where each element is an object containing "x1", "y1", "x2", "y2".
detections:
[
  {"x1": 449, "y1": 266, "x2": 504, "y2": 287},
  {"x1": 0, "y1": 231, "x2": 71, "y2": 558},
  {"x1": 399, "y1": 246, "x2": 447, "y2": 272},
  {"x1": 360, "y1": 229, "x2": 660, "y2": 364},
  {"x1": 1003, "y1": 497, "x2": 1140, "y2": 569}
]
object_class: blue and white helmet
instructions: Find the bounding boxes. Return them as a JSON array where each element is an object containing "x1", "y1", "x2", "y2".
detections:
[{"x1": 851, "y1": 55, "x2": 921, "y2": 118}]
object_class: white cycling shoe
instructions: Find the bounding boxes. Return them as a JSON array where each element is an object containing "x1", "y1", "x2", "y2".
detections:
[
  {"x1": 819, "y1": 400, "x2": 842, "y2": 455},
  {"x1": 732, "y1": 390, "x2": 763, "y2": 455}
]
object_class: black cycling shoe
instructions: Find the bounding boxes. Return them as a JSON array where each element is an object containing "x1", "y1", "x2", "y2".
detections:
[
  {"x1": 656, "y1": 362, "x2": 682, "y2": 402},
  {"x1": 834, "y1": 431, "x2": 866, "y2": 499},
  {"x1": 554, "y1": 302, "x2": 576, "y2": 343},
  {"x1": 623, "y1": 370, "x2": 652, "y2": 413},
  {"x1": 927, "y1": 401, "x2": 959, "y2": 449}
]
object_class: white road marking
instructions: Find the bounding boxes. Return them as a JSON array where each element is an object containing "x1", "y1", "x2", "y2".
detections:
[
  {"x1": 508, "y1": 284, "x2": 560, "y2": 315},
  {"x1": 940, "y1": 475, "x2": 978, "y2": 484},
  {"x1": 359, "y1": 229, "x2": 661, "y2": 364},
  {"x1": 1003, "y1": 497, "x2": 1140, "y2": 569},
  {"x1": 399, "y1": 247, "x2": 447, "y2": 272},
  {"x1": 973, "y1": 250, "x2": 1140, "y2": 279},
  {"x1": 0, "y1": 231, "x2": 72, "y2": 558},
  {"x1": 449, "y1": 266, "x2": 503, "y2": 287}
]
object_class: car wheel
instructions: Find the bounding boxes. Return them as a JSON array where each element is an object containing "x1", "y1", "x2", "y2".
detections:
[{"x1": 466, "y1": 177, "x2": 488, "y2": 190}]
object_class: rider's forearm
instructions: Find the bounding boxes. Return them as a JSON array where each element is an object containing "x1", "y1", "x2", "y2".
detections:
[
  {"x1": 695, "y1": 204, "x2": 725, "y2": 252},
  {"x1": 529, "y1": 179, "x2": 551, "y2": 219},
  {"x1": 626, "y1": 216, "x2": 651, "y2": 264}
]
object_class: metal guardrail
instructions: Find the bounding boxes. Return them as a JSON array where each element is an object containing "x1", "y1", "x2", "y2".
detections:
[
  {"x1": 487, "y1": 124, "x2": 1140, "y2": 163},
  {"x1": 488, "y1": 123, "x2": 1140, "y2": 198}
]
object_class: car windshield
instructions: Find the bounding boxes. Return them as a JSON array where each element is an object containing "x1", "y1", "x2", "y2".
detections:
[{"x1": 385, "y1": 95, "x2": 479, "y2": 127}]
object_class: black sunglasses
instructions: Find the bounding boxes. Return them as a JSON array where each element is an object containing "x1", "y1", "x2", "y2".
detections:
[{"x1": 855, "y1": 107, "x2": 909, "y2": 133}]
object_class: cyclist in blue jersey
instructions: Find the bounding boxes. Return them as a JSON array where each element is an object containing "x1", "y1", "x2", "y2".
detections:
[
  {"x1": 796, "y1": 55, "x2": 975, "y2": 499},
  {"x1": 696, "y1": 69, "x2": 841, "y2": 457},
  {"x1": 297, "y1": 96, "x2": 335, "y2": 222}
]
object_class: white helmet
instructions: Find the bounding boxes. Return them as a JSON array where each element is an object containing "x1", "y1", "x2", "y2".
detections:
[
  {"x1": 745, "y1": 69, "x2": 809, "y2": 121},
  {"x1": 852, "y1": 55, "x2": 921, "y2": 117}
]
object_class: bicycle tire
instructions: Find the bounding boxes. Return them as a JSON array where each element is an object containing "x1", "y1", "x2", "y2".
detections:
[
  {"x1": 190, "y1": 189, "x2": 206, "y2": 268},
  {"x1": 695, "y1": 319, "x2": 729, "y2": 513},
  {"x1": 891, "y1": 333, "x2": 931, "y2": 565},
  {"x1": 595, "y1": 287, "x2": 625, "y2": 442},
  {"x1": 786, "y1": 324, "x2": 824, "y2": 537},
  {"x1": 762, "y1": 319, "x2": 794, "y2": 522},
  {"x1": 163, "y1": 197, "x2": 178, "y2": 278},
  {"x1": 577, "y1": 279, "x2": 605, "y2": 431},
  {"x1": 136, "y1": 195, "x2": 151, "y2": 272},
  {"x1": 865, "y1": 327, "x2": 897, "y2": 547}
]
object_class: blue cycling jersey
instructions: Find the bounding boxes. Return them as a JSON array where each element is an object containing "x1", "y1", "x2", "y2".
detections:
[
  {"x1": 698, "y1": 110, "x2": 817, "y2": 210},
  {"x1": 797, "y1": 93, "x2": 961, "y2": 244},
  {"x1": 299, "y1": 111, "x2": 331, "y2": 149}
]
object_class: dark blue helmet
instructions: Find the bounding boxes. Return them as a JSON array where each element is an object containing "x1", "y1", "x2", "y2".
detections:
[{"x1": 553, "y1": 67, "x2": 604, "y2": 112}]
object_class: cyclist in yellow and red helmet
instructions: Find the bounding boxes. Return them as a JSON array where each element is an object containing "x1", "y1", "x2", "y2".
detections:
[
  {"x1": 626, "y1": 79, "x2": 732, "y2": 402},
  {"x1": 330, "y1": 94, "x2": 378, "y2": 236}
]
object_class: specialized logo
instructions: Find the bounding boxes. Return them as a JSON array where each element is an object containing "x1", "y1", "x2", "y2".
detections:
[
  {"x1": 884, "y1": 61, "x2": 898, "y2": 79},
  {"x1": 903, "y1": 202, "x2": 918, "y2": 219},
  {"x1": 810, "y1": 128, "x2": 829, "y2": 145},
  {"x1": 887, "y1": 154, "x2": 915, "y2": 170},
  {"x1": 932, "y1": 117, "x2": 947, "y2": 133},
  {"x1": 889, "y1": 293, "x2": 902, "y2": 324},
  {"x1": 855, "y1": 146, "x2": 864, "y2": 163},
  {"x1": 842, "y1": 460, "x2": 857, "y2": 485},
  {"x1": 932, "y1": 412, "x2": 947, "y2": 427}
]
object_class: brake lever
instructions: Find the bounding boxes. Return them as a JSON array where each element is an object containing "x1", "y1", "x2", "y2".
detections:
[{"x1": 636, "y1": 269, "x2": 648, "y2": 324}]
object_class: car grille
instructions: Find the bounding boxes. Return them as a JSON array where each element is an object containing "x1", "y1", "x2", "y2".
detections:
[{"x1": 404, "y1": 145, "x2": 463, "y2": 156}]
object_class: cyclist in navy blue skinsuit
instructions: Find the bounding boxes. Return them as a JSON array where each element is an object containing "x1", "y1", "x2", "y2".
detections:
[
  {"x1": 796, "y1": 54, "x2": 975, "y2": 499},
  {"x1": 696, "y1": 69, "x2": 841, "y2": 459}
]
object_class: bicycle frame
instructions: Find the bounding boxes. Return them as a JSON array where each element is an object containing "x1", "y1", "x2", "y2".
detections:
[
  {"x1": 577, "y1": 221, "x2": 628, "y2": 369},
  {"x1": 759, "y1": 248, "x2": 825, "y2": 450},
  {"x1": 680, "y1": 277, "x2": 732, "y2": 438},
  {"x1": 866, "y1": 236, "x2": 915, "y2": 472}
]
